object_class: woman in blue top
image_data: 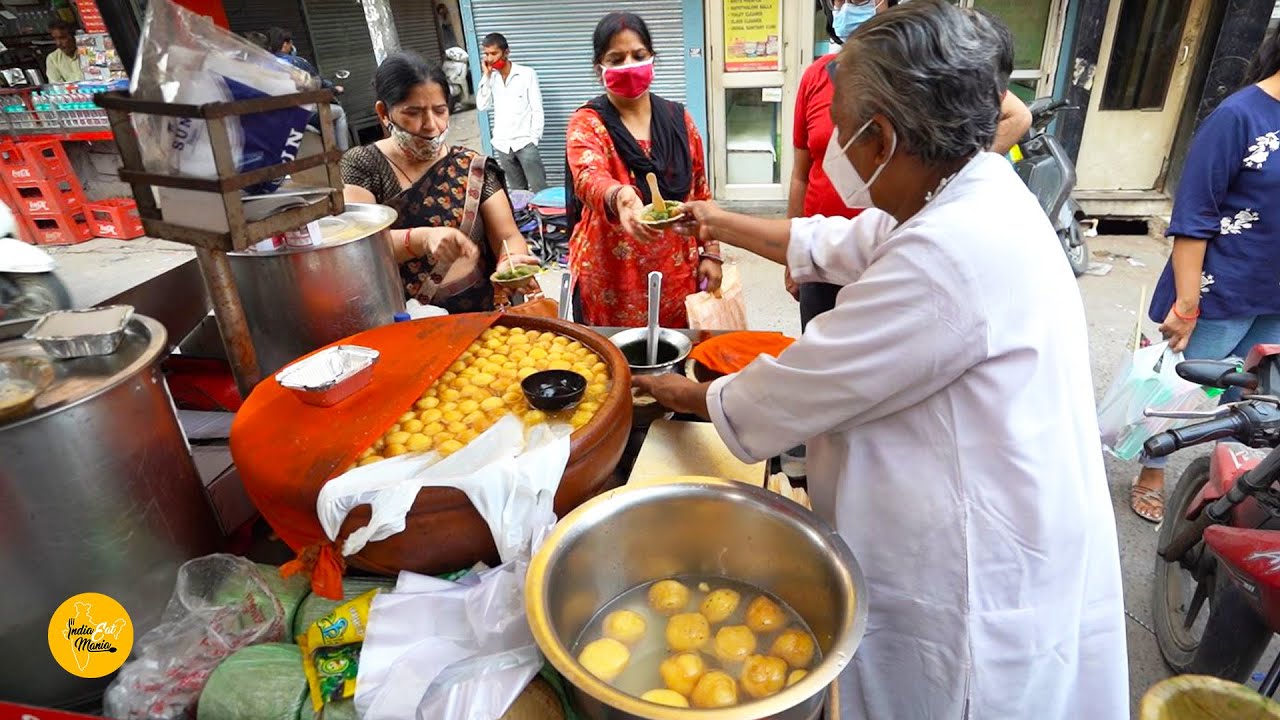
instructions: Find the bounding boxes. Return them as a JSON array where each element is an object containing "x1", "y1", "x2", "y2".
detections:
[{"x1": 1131, "y1": 29, "x2": 1280, "y2": 523}]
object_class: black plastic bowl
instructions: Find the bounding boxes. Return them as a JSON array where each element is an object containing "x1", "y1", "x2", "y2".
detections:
[{"x1": 521, "y1": 369, "x2": 587, "y2": 412}]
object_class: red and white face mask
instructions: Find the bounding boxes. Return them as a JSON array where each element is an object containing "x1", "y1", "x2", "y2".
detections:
[{"x1": 600, "y1": 57, "x2": 655, "y2": 100}]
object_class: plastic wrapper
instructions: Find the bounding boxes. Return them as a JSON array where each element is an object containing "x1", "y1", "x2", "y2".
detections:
[
  {"x1": 297, "y1": 589, "x2": 378, "y2": 711},
  {"x1": 195, "y1": 643, "x2": 309, "y2": 720},
  {"x1": 103, "y1": 555, "x2": 290, "y2": 720},
  {"x1": 685, "y1": 264, "x2": 748, "y2": 331},
  {"x1": 129, "y1": 0, "x2": 316, "y2": 194},
  {"x1": 1097, "y1": 341, "x2": 1221, "y2": 460},
  {"x1": 293, "y1": 577, "x2": 396, "y2": 639}
]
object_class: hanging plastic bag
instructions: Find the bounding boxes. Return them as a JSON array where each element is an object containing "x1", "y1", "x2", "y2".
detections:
[
  {"x1": 129, "y1": 0, "x2": 316, "y2": 194},
  {"x1": 1097, "y1": 341, "x2": 1220, "y2": 460},
  {"x1": 103, "y1": 555, "x2": 290, "y2": 720},
  {"x1": 685, "y1": 264, "x2": 748, "y2": 331}
]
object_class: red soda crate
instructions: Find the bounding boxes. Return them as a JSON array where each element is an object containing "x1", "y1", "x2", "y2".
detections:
[
  {"x1": 25, "y1": 211, "x2": 93, "y2": 245},
  {"x1": 15, "y1": 140, "x2": 75, "y2": 181},
  {"x1": 7, "y1": 177, "x2": 86, "y2": 216},
  {"x1": 0, "y1": 141, "x2": 37, "y2": 185},
  {"x1": 87, "y1": 198, "x2": 145, "y2": 239}
]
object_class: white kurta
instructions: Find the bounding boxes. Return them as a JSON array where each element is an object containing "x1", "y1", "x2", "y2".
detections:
[{"x1": 707, "y1": 152, "x2": 1128, "y2": 719}]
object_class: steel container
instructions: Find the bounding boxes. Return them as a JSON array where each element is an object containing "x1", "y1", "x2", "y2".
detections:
[
  {"x1": 226, "y1": 203, "x2": 404, "y2": 379},
  {"x1": 0, "y1": 314, "x2": 221, "y2": 708},
  {"x1": 526, "y1": 476, "x2": 867, "y2": 720},
  {"x1": 608, "y1": 327, "x2": 692, "y2": 377}
]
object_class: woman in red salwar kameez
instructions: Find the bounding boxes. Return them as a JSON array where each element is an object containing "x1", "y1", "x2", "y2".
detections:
[{"x1": 566, "y1": 11, "x2": 722, "y2": 328}]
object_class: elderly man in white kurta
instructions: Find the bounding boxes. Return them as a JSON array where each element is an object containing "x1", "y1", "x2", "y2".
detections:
[{"x1": 634, "y1": 2, "x2": 1129, "y2": 717}]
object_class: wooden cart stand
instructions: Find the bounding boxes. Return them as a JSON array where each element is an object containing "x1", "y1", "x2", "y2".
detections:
[{"x1": 95, "y1": 89, "x2": 346, "y2": 396}]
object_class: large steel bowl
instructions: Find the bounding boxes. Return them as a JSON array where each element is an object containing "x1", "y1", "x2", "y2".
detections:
[
  {"x1": 526, "y1": 476, "x2": 867, "y2": 720},
  {"x1": 341, "y1": 314, "x2": 633, "y2": 575}
]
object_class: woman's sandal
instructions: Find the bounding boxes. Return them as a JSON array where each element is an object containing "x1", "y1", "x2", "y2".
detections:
[{"x1": 1130, "y1": 483, "x2": 1164, "y2": 524}]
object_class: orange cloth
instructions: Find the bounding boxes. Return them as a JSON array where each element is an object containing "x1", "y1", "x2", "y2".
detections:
[
  {"x1": 689, "y1": 331, "x2": 796, "y2": 376},
  {"x1": 230, "y1": 313, "x2": 498, "y2": 598}
]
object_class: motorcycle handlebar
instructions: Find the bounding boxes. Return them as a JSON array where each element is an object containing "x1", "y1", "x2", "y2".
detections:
[{"x1": 1143, "y1": 413, "x2": 1251, "y2": 458}]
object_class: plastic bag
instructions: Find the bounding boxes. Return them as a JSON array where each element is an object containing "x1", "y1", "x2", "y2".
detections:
[
  {"x1": 316, "y1": 414, "x2": 570, "y2": 561},
  {"x1": 354, "y1": 562, "x2": 543, "y2": 720},
  {"x1": 103, "y1": 555, "x2": 290, "y2": 720},
  {"x1": 685, "y1": 264, "x2": 748, "y2": 331},
  {"x1": 1097, "y1": 341, "x2": 1219, "y2": 460},
  {"x1": 130, "y1": 0, "x2": 316, "y2": 194}
]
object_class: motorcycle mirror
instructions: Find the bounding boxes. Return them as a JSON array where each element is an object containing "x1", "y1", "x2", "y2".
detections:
[
  {"x1": 1176, "y1": 359, "x2": 1259, "y2": 390},
  {"x1": 334, "y1": 70, "x2": 351, "y2": 80}
]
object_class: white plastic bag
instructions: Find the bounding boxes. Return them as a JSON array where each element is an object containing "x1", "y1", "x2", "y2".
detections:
[
  {"x1": 355, "y1": 563, "x2": 541, "y2": 720},
  {"x1": 316, "y1": 414, "x2": 569, "y2": 560},
  {"x1": 1097, "y1": 341, "x2": 1218, "y2": 460},
  {"x1": 103, "y1": 555, "x2": 289, "y2": 720}
]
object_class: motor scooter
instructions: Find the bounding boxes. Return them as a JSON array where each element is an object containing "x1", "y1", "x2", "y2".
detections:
[
  {"x1": 0, "y1": 200, "x2": 71, "y2": 323},
  {"x1": 1011, "y1": 98, "x2": 1090, "y2": 276},
  {"x1": 1145, "y1": 345, "x2": 1280, "y2": 691}
]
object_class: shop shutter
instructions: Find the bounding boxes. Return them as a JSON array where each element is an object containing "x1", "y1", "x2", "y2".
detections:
[
  {"x1": 468, "y1": 0, "x2": 687, "y2": 186},
  {"x1": 224, "y1": 0, "x2": 315, "y2": 61},
  {"x1": 389, "y1": 0, "x2": 443, "y2": 63},
  {"x1": 302, "y1": 0, "x2": 381, "y2": 133}
]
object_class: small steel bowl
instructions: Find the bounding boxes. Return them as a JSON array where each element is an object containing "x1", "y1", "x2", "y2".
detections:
[{"x1": 522, "y1": 369, "x2": 587, "y2": 412}]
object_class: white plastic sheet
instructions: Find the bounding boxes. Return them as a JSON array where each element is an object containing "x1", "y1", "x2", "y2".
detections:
[
  {"x1": 316, "y1": 414, "x2": 569, "y2": 560},
  {"x1": 1097, "y1": 341, "x2": 1218, "y2": 460}
]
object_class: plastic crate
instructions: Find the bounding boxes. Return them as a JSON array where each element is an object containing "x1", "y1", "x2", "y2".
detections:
[
  {"x1": 86, "y1": 198, "x2": 144, "y2": 239},
  {"x1": 7, "y1": 176, "x2": 86, "y2": 216},
  {"x1": 25, "y1": 211, "x2": 93, "y2": 245},
  {"x1": 16, "y1": 139, "x2": 76, "y2": 180},
  {"x1": 0, "y1": 141, "x2": 36, "y2": 184}
]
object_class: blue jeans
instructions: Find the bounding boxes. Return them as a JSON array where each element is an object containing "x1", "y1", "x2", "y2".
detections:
[{"x1": 1141, "y1": 314, "x2": 1280, "y2": 469}]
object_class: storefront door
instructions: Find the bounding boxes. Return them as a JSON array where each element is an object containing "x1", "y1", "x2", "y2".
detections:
[
  {"x1": 707, "y1": 0, "x2": 811, "y2": 202},
  {"x1": 1075, "y1": 0, "x2": 1212, "y2": 192}
]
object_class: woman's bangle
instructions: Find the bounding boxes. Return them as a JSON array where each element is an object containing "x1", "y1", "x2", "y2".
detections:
[
  {"x1": 401, "y1": 229, "x2": 415, "y2": 258},
  {"x1": 699, "y1": 252, "x2": 723, "y2": 264},
  {"x1": 1173, "y1": 304, "x2": 1201, "y2": 321}
]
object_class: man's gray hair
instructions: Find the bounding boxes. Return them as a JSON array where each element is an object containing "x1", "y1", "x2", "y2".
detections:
[{"x1": 837, "y1": 0, "x2": 1003, "y2": 165}]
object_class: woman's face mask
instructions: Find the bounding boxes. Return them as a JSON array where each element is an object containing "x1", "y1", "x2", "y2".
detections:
[
  {"x1": 834, "y1": 1, "x2": 880, "y2": 41},
  {"x1": 387, "y1": 120, "x2": 449, "y2": 162},
  {"x1": 823, "y1": 117, "x2": 896, "y2": 208},
  {"x1": 600, "y1": 57, "x2": 655, "y2": 100}
]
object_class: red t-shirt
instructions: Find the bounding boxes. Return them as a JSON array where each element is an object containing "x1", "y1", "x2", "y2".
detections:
[{"x1": 794, "y1": 54, "x2": 864, "y2": 219}]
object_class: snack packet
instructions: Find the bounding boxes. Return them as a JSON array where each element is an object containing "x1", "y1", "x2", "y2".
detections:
[{"x1": 297, "y1": 588, "x2": 378, "y2": 711}]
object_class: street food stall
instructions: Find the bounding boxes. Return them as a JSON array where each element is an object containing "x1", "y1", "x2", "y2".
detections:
[{"x1": 0, "y1": 2, "x2": 861, "y2": 717}]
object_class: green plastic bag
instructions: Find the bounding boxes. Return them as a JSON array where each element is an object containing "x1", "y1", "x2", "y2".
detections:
[
  {"x1": 292, "y1": 576, "x2": 395, "y2": 639},
  {"x1": 196, "y1": 644, "x2": 309, "y2": 720}
]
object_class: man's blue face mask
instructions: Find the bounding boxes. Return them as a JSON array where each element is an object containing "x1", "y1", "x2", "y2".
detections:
[{"x1": 834, "y1": 1, "x2": 879, "y2": 41}]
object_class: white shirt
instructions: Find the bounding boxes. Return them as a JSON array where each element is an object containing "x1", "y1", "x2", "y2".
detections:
[
  {"x1": 46, "y1": 49, "x2": 82, "y2": 84},
  {"x1": 706, "y1": 152, "x2": 1129, "y2": 719},
  {"x1": 476, "y1": 62, "x2": 544, "y2": 153}
]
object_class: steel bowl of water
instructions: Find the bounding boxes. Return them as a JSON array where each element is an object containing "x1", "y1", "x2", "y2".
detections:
[{"x1": 526, "y1": 476, "x2": 867, "y2": 719}]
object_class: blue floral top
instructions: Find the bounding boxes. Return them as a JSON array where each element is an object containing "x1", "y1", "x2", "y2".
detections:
[{"x1": 1151, "y1": 85, "x2": 1280, "y2": 322}]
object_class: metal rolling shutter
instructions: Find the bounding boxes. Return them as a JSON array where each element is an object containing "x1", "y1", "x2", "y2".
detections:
[
  {"x1": 468, "y1": 0, "x2": 687, "y2": 186},
  {"x1": 224, "y1": 0, "x2": 315, "y2": 61},
  {"x1": 302, "y1": 0, "x2": 381, "y2": 133},
  {"x1": 389, "y1": 0, "x2": 443, "y2": 63}
]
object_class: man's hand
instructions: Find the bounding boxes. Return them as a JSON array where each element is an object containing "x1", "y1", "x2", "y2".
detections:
[
  {"x1": 481, "y1": 57, "x2": 493, "y2": 75},
  {"x1": 784, "y1": 268, "x2": 799, "y2": 301},
  {"x1": 632, "y1": 374, "x2": 708, "y2": 418}
]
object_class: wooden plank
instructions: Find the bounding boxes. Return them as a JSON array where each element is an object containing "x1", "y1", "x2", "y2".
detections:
[{"x1": 116, "y1": 151, "x2": 342, "y2": 193}]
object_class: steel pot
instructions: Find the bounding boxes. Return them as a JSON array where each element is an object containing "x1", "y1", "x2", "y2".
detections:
[
  {"x1": 609, "y1": 327, "x2": 692, "y2": 377},
  {"x1": 526, "y1": 476, "x2": 867, "y2": 720},
  {"x1": 0, "y1": 315, "x2": 221, "y2": 708},
  {"x1": 226, "y1": 203, "x2": 404, "y2": 378}
]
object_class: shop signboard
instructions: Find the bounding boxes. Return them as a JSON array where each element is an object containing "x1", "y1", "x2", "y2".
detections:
[{"x1": 723, "y1": 0, "x2": 780, "y2": 73}]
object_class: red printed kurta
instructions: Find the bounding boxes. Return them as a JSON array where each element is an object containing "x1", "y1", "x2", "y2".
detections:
[{"x1": 567, "y1": 106, "x2": 711, "y2": 328}]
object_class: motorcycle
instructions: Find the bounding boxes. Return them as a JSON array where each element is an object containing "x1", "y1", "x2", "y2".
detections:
[
  {"x1": 1145, "y1": 344, "x2": 1280, "y2": 691},
  {"x1": 1011, "y1": 98, "x2": 1090, "y2": 277},
  {"x1": 0, "y1": 201, "x2": 71, "y2": 324}
]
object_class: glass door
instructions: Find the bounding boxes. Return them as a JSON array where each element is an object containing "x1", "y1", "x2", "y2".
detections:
[{"x1": 707, "y1": 0, "x2": 810, "y2": 201}]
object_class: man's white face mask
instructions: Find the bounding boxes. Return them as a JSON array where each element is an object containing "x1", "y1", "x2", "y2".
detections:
[{"x1": 823, "y1": 117, "x2": 897, "y2": 209}]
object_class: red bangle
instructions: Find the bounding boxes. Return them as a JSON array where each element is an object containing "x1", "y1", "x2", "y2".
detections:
[
  {"x1": 402, "y1": 230, "x2": 413, "y2": 258},
  {"x1": 1172, "y1": 304, "x2": 1201, "y2": 321}
]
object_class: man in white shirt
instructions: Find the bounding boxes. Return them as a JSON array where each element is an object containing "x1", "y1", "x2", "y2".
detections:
[
  {"x1": 45, "y1": 20, "x2": 83, "y2": 84},
  {"x1": 476, "y1": 33, "x2": 547, "y2": 193}
]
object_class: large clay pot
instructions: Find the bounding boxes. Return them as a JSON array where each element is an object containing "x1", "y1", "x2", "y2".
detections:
[{"x1": 341, "y1": 315, "x2": 633, "y2": 575}]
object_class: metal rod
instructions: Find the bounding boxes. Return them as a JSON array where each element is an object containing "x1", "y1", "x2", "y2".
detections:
[{"x1": 195, "y1": 248, "x2": 262, "y2": 397}]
